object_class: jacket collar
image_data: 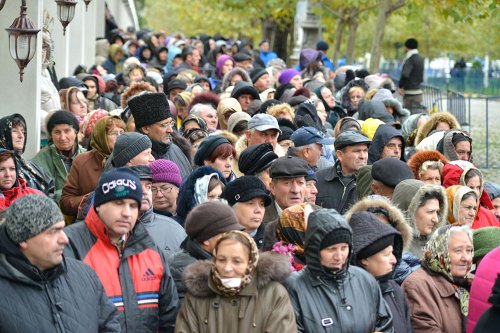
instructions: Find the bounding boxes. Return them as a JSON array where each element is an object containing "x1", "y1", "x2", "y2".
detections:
[{"x1": 324, "y1": 160, "x2": 342, "y2": 182}]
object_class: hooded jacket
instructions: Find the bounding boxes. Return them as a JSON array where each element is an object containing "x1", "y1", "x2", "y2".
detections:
[
  {"x1": 285, "y1": 209, "x2": 393, "y2": 333},
  {"x1": 368, "y1": 124, "x2": 406, "y2": 164},
  {"x1": 339, "y1": 79, "x2": 369, "y2": 116},
  {"x1": 371, "y1": 89, "x2": 411, "y2": 125},
  {"x1": 437, "y1": 129, "x2": 473, "y2": 162},
  {"x1": 175, "y1": 252, "x2": 296, "y2": 332},
  {"x1": 414, "y1": 112, "x2": 461, "y2": 145},
  {"x1": 392, "y1": 181, "x2": 448, "y2": 259},
  {"x1": 358, "y1": 100, "x2": 394, "y2": 124},
  {"x1": 64, "y1": 207, "x2": 179, "y2": 333},
  {"x1": 345, "y1": 196, "x2": 420, "y2": 285},
  {"x1": 473, "y1": 273, "x2": 500, "y2": 333},
  {"x1": 102, "y1": 44, "x2": 123, "y2": 74},
  {"x1": 0, "y1": 114, "x2": 54, "y2": 196},
  {"x1": 0, "y1": 225, "x2": 122, "y2": 332},
  {"x1": 220, "y1": 67, "x2": 252, "y2": 93}
]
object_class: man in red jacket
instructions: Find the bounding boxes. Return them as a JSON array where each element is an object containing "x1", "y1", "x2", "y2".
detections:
[{"x1": 64, "y1": 167, "x2": 179, "y2": 333}]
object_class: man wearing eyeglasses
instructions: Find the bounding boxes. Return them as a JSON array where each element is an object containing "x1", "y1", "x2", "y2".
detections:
[{"x1": 128, "y1": 92, "x2": 192, "y2": 178}]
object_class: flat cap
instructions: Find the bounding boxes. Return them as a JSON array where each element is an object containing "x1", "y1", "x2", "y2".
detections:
[
  {"x1": 334, "y1": 130, "x2": 371, "y2": 151},
  {"x1": 269, "y1": 156, "x2": 309, "y2": 179}
]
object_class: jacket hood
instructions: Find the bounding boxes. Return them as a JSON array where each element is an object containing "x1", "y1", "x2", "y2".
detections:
[
  {"x1": 216, "y1": 98, "x2": 242, "y2": 130},
  {"x1": 437, "y1": 129, "x2": 472, "y2": 162},
  {"x1": 401, "y1": 113, "x2": 427, "y2": 140},
  {"x1": 0, "y1": 114, "x2": 26, "y2": 154},
  {"x1": 345, "y1": 196, "x2": 412, "y2": 251},
  {"x1": 358, "y1": 100, "x2": 394, "y2": 124},
  {"x1": 299, "y1": 48, "x2": 321, "y2": 70},
  {"x1": 182, "y1": 252, "x2": 291, "y2": 297},
  {"x1": 400, "y1": 183, "x2": 448, "y2": 236},
  {"x1": 368, "y1": 124, "x2": 405, "y2": 164},
  {"x1": 294, "y1": 101, "x2": 323, "y2": 131},
  {"x1": 445, "y1": 185, "x2": 477, "y2": 224},
  {"x1": 407, "y1": 149, "x2": 448, "y2": 179},
  {"x1": 304, "y1": 209, "x2": 352, "y2": 277},
  {"x1": 108, "y1": 44, "x2": 123, "y2": 62},
  {"x1": 221, "y1": 68, "x2": 252, "y2": 93},
  {"x1": 340, "y1": 79, "x2": 369, "y2": 115},
  {"x1": 415, "y1": 111, "x2": 461, "y2": 145},
  {"x1": 392, "y1": 179, "x2": 425, "y2": 214}
]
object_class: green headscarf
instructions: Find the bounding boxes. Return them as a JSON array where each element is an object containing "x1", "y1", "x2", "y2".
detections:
[
  {"x1": 89, "y1": 116, "x2": 117, "y2": 167},
  {"x1": 422, "y1": 225, "x2": 473, "y2": 316}
]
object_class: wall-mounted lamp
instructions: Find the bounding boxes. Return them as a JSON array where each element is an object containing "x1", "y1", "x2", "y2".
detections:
[{"x1": 55, "y1": 0, "x2": 78, "y2": 36}]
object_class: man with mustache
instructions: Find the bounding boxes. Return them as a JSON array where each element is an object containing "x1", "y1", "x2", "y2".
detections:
[{"x1": 64, "y1": 168, "x2": 179, "y2": 333}]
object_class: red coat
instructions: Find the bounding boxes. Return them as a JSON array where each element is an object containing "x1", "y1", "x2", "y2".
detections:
[
  {"x1": 0, "y1": 178, "x2": 42, "y2": 211},
  {"x1": 473, "y1": 207, "x2": 500, "y2": 229}
]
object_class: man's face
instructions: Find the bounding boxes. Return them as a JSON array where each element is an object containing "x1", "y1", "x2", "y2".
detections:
[
  {"x1": 305, "y1": 180, "x2": 318, "y2": 204},
  {"x1": 319, "y1": 242, "x2": 350, "y2": 271},
  {"x1": 96, "y1": 199, "x2": 139, "y2": 239},
  {"x1": 139, "y1": 179, "x2": 152, "y2": 213},
  {"x1": 270, "y1": 177, "x2": 306, "y2": 209},
  {"x1": 20, "y1": 221, "x2": 68, "y2": 271},
  {"x1": 199, "y1": 106, "x2": 218, "y2": 131},
  {"x1": 254, "y1": 74, "x2": 271, "y2": 92},
  {"x1": 51, "y1": 124, "x2": 76, "y2": 152},
  {"x1": 492, "y1": 197, "x2": 500, "y2": 221},
  {"x1": 237, "y1": 60, "x2": 253, "y2": 71},
  {"x1": 127, "y1": 148, "x2": 155, "y2": 166},
  {"x1": 237, "y1": 94, "x2": 254, "y2": 112},
  {"x1": 169, "y1": 88, "x2": 184, "y2": 102},
  {"x1": 455, "y1": 141, "x2": 471, "y2": 161},
  {"x1": 260, "y1": 42, "x2": 270, "y2": 52},
  {"x1": 247, "y1": 129, "x2": 279, "y2": 149},
  {"x1": 337, "y1": 144, "x2": 368, "y2": 176},
  {"x1": 142, "y1": 118, "x2": 174, "y2": 144},
  {"x1": 84, "y1": 79, "x2": 97, "y2": 98},
  {"x1": 187, "y1": 49, "x2": 201, "y2": 66},
  {"x1": 303, "y1": 143, "x2": 323, "y2": 167},
  {"x1": 381, "y1": 137, "x2": 403, "y2": 160}
]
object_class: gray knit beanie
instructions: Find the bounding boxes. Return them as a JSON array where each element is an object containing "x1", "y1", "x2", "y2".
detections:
[
  {"x1": 4, "y1": 194, "x2": 64, "y2": 243},
  {"x1": 111, "y1": 132, "x2": 152, "y2": 167}
]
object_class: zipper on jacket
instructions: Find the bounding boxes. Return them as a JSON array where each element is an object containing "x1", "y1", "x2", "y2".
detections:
[{"x1": 44, "y1": 282, "x2": 67, "y2": 333}]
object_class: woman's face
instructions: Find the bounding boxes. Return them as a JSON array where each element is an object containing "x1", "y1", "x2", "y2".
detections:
[
  {"x1": 420, "y1": 169, "x2": 441, "y2": 185},
  {"x1": 11, "y1": 125, "x2": 25, "y2": 153},
  {"x1": 214, "y1": 239, "x2": 249, "y2": 279},
  {"x1": 222, "y1": 59, "x2": 234, "y2": 76},
  {"x1": 321, "y1": 87, "x2": 335, "y2": 109},
  {"x1": 142, "y1": 48, "x2": 152, "y2": 60},
  {"x1": 206, "y1": 155, "x2": 233, "y2": 179},
  {"x1": 151, "y1": 182, "x2": 179, "y2": 214},
  {"x1": 349, "y1": 90, "x2": 364, "y2": 108},
  {"x1": 0, "y1": 157, "x2": 16, "y2": 190},
  {"x1": 70, "y1": 91, "x2": 88, "y2": 117},
  {"x1": 106, "y1": 124, "x2": 125, "y2": 151},
  {"x1": 316, "y1": 102, "x2": 327, "y2": 125},
  {"x1": 459, "y1": 196, "x2": 477, "y2": 227},
  {"x1": 129, "y1": 68, "x2": 144, "y2": 82},
  {"x1": 207, "y1": 184, "x2": 223, "y2": 201},
  {"x1": 361, "y1": 245, "x2": 397, "y2": 278},
  {"x1": 414, "y1": 198, "x2": 440, "y2": 236},
  {"x1": 466, "y1": 175, "x2": 481, "y2": 198},
  {"x1": 230, "y1": 74, "x2": 243, "y2": 87},
  {"x1": 84, "y1": 79, "x2": 97, "y2": 99},
  {"x1": 290, "y1": 75, "x2": 303, "y2": 89},
  {"x1": 448, "y1": 231, "x2": 473, "y2": 278},
  {"x1": 233, "y1": 198, "x2": 266, "y2": 233},
  {"x1": 435, "y1": 121, "x2": 451, "y2": 131}
]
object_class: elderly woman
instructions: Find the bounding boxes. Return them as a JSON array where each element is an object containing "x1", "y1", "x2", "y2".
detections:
[
  {"x1": 175, "y1": 230, "x2": 297, "y2": 332},
  {"x1": 278, "y1": 68, "x2": 302, "y2": 89},
  {"x1": 149, "y1": 159, "x2": 182, "y2": 217},
  {"x1": 194, "y1": 135, "x2": 236, "y2": 182},
  {"x1": 60, "y1": 116, "x2": 125, "y2": 221},
  {"x1": 446, "y1": 185, "x2": 480, "y2": 228},
  {"x1": 0, "y1": 114, "x2": 53, "y2": 196},
  {"x1": 221, "y1": 176, "x2": 271, "y2": 249},
  {"x1": 407, "y1": 150, "x2": 448, "y2": 185},
  {"x1": 402, "y1": 225, "x2": 473, "y2": 333},
  {"x1": 0, "y1": 149, "x2": 41, "y2": 210}
]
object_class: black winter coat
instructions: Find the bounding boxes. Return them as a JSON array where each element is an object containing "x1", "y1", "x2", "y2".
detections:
[
  {"x1": 315, "y1": 161, "x2": 357, "y2": 214},
  {"x1": 0, "y1": 226, "x2": 121, "y2": 333},
  {"x1": 381, "y1": 280, "x2": 414, "y2": 333}
]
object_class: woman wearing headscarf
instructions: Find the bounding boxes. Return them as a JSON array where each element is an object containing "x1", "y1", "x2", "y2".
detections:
[
  {"x1": 210, "y1": 54, "x2": 235, "y2": 93},
  {"x1": 314, "y1": 85, "x2": 347, "y2": 130},
  {"x1": 402, "y1": 225, "x2": 474, "y2": 333},
  {"x1": 0, "y1": 149, "x2": 42, "y2": 210},
  {"x1": 349, "y1": 211, "x2": 414, "y2": 333},
  {"x1": 175, "y1": 230, "x2": 297, "y2": 332},
  {"x1": 60, "y1": 115, "x2": 126, "y2": 222},
  {"x1": 0, "y1": 114, "x2": 53, "y2": 196},
  {"x1": 446, "y1": 185, "x2": 480, "y2": 229}
]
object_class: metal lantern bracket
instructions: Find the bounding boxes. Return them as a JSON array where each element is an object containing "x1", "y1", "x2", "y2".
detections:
[{"x1": 55, "y1": 0, "x2": 78, "y2": 36}]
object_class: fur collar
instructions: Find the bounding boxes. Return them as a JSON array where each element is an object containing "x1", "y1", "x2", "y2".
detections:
[
  {"x1": 182, "y1": 252, "x2": 291, "y2": 297},
  {"x1": 415, "y1": 112, "x2": 461, "y2": 145}
]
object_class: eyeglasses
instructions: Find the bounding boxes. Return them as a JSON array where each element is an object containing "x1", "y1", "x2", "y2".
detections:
[
  {"x1": 107, "y1": 130, "x2": 125, "y2": 137},
  {"x1": 159, "y1": 121, "x2": 175, "y2": 130},
  {"x1": 151, "y1": 185, "x2": 175, "y2": 195}
]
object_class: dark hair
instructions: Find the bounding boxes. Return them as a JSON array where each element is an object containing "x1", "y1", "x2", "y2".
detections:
[
  {"x1": 464, "y1": 168, "x2": 482, "y2": 184},
  {"x1": 11, "y1": 116, "x2": 26, "y2": 131},
  {"x1": 182, "y1": 46, "x2": 195, "y2": 61},
  {"x1": 0, "y1": 150, "x2": 14, "y2": 164},
  {"x1": 207, "y1": 142, "x2": 236, "y2": 163},
  {"x1": 208, "y1": 176, "x2": 225, "y2": 193},
  {"x1": 462, "y1": 191, "x2": 478, "y2": 202},
  {"x1": 232, "y1": 120, "x2": 248, "y2": 134},
  {"x1": 419, "y1": 190, "x2": 445, "y2": 209}
]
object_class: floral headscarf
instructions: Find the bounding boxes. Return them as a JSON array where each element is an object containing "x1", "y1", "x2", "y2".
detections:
[
  {"x1": 211, "y1": 230, "x2": 259, "y2": 297},
  {"x1": 277, "y1": 203, "x2": 315, "y2": 260},
  {"x1": 422, "y1": 225, "x2": 473, "y2": 316}
]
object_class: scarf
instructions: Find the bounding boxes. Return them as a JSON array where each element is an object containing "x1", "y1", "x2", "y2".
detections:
[
  {"x1": 276, "y1": 203, "x2": 312, "y2": 260},
  {"x1": 89, "y1": 116, "x2": 116, "y2": 167},
  {"x1": 421, "y1": 225, "x2": 473, "y2": 316},
  {"x1": 194, "y1": 173, "x2": 219, "y2": 204},
  {"x1": 211, "y1": 231, "x2": 259, "y2": 297}
]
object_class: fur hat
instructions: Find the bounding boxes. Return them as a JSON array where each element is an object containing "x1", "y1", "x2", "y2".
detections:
[
  {"x1": 128, "y1": 92, "x2": 172, "y2": 129},
  {"x1": 4, "y1": 195, "x2": 64, "y2": 244}
]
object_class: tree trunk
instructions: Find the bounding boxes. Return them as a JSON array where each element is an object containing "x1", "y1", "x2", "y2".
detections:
[
  {"x1": 273, "y1": 25, "x2": 289, "y2": 60},
  {"x1": 332, "y1": 8, "x2": 346, "y2": 68},
  {"x1": 345, "y1": 7, "x2": 359, "y2": 65}
]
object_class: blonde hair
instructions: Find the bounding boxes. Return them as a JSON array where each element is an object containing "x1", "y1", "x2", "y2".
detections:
[
  {"x1": 348, "y1": 86, "x2": 365, "y2": 97},
  {"x1": 267, "y1": 103, "x2": 295, "y2": 120},
  {"x1": 419, "y1": 160, "x2": 444, "y2": 178}
]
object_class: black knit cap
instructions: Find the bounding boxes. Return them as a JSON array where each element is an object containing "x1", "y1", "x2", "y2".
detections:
[
  {"x1": 221, "y1": 175, "x2": 271, "y2": 206},
  {"x1": 320, "y1": 229, "x2": 352, "y2": 250},
  {"x1": 277, "y1": 118, "x2": 297, "y2": 142},
  {"x1": 404, "y1": 38, "x2": 418, "y2": 49},
  {"x1": 249, "y1": 68, "x2": 268, "y2": 84},
  {"x1": 238, "y1": 143, "x2": 278, "y2": 176},
  {"x1": 269, "y1": 156, "x2": 309, "y2": 179},
  {"x1": 349, "y1": 211, "x2": 402, "y2": 263},
  {"x1": 167, "y1": 79, "x2": 187, "y2": 93},
  {"x1": 128, "y1": 92, "x2": 171, "y2": 129},
  {"x1": 185, "y1": 201, "x2": 245, "y2": 242},
  {"x1": 47, "y1": 110, "x2": 80, "y2": 136},
  {"x1": 193, "y1": 135, "x2": 231, "y2": 166},
  {"x1": 371, "y1": 157, "x2": 414, "y2": 188}
]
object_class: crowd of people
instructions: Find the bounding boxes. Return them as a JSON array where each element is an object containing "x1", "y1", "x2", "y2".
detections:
[{"x1": 0, "y1": 22, "x2": 499, "y2": 333}]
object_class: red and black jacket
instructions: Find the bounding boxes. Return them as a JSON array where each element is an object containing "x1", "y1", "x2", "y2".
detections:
[{"x1": 64, "y1": 206, "x2": 179, "y2": 333}]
